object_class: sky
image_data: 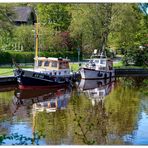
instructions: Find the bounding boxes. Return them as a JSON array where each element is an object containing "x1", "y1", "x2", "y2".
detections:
[{"x1": 0, "y1": 0, "x2": 148, "y2": 3}]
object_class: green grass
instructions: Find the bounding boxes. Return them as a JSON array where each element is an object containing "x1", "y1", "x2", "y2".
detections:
[
  {"x1": 113, "y1": 61, "x2": 123, "y2": 68},
  {"x1": 0, "y1": 68, "x2": 14, "y2": 76},
  {"x1": 0, "y1": 66, "x2": 33, "y2": 76},
  {"x1": 70, "y1": 63, "x2": 80, "y2": 72},
  {"x1": 0, "y1": 64, "x2": 79, "y2": 76}
]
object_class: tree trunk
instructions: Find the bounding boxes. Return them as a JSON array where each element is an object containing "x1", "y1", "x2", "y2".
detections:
[{"x1": 99, "y1": 4, "x2": 112, "y2": 53}]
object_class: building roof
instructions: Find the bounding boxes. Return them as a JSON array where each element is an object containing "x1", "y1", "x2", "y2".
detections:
[{"x1": 12, "y1": 6, "x2": 36, "y2": 23}]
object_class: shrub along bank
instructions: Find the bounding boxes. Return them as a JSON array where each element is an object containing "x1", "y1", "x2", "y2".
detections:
[{"x1": 0, "y1": 50, "x2": 78, "y2": 64}]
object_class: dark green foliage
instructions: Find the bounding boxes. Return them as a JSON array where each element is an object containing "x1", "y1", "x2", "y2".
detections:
[
  {"x1": 122, "y1": 46, "x2": 148, "y2": 66},
  {"x1": 0, "y1": 50, "x2": 79, "y2": 64},
  {"x1": 0, "y1": 132, "x2": 44, "y2": 145},
  {"x1": 0, "y1": 51, "x2": 12, "y2": 64},
  {"x1": 39, "y1": 50, "x2": 78, "y2": 61}
]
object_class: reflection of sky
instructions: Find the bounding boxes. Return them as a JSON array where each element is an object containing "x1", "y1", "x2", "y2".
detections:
[
  {"x1": 124, "y1": 111, "x2": 148, "y2": 145},
  {"x1": 2, "y1": 121, "x2": 46, "y2": 145},
  {"x1": 133, "y1": 112, "x2": 148, "y2": 145}
]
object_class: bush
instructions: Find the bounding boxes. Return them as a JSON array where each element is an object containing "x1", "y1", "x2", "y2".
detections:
[
  {"x1": 0, "y1": 51, "x2": 12, "y2": 64},
  {"x1": 0, "y1": 50, "x2": 79, "y2": 65},
  {"x1": 122, "y1": 46, "x2": 148, "y2": 66}
]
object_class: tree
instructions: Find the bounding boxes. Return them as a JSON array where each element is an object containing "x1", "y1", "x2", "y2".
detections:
[
  {"x1": 36, "y1": 4, "x2": 74, "y2": 52},
  {"x1": 13, "y1": 25, "x2": 34, "y2": 51},
  {"x1": 37, "y1": 4, "x2": 71, "y2": 31},
  {"x1": 0, "y1": 4, "x2": 14, "y2": 33},
  {"x1": 109, "y1": 3, "x2": 148, "y2": 66},
  {"x1": 0, "y1": 4, "x2": 15, "y2": 50},
  {"x1": 70, "y1": 4, "x2": 113, "y2": 56},
  {"x1": 108, "y1": 4, "x2": 143, "y2": 49}
]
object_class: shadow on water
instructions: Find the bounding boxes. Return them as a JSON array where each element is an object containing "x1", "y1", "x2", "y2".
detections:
[{"x1": 0, "y1": 76, "x2": 147, "y2": 145}]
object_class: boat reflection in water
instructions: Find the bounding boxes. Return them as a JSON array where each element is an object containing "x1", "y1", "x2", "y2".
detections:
[
  {"x1": 78, "y1": 78, "x2": 115, "y2": 105},
  {"x1": 13, "y1": 86, "x2": 72, "y2": 114},
  {"x1": 0, "y1": 84, "x2": 17, "y2": 92}
]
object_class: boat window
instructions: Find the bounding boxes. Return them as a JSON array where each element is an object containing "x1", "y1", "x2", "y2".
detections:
[
  {"x1": 50, "y1": 102, "x2": 56, "y2": 108},
  {"x1": 51, "y1": 61, "x2": 57, "y2": 67},
  {"x1": 59, "y1": 62, "x2": 69, "y2": 69},
  {"x1": 66, "y1": 62, "x2": 69, "y2": 68},
  {"x1": 94, "y1": 60, "x2": 99, "y2": 63},
  {"x1": 44, "y1": 61, "x2": 49, "y2": 66},
  {"x1": 38, "y1": 61, "x2": 42, "y2": 66},
  {"x1": 100, "y1": 60, "x2": 106, "y2": 64}
]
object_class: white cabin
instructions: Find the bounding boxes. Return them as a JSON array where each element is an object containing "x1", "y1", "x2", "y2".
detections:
[
  {"x1": 33, "y1": 57, "x2": 71, "y2": 76},
  {"x1": 87, "y1": 55, "x2": 113, "y2": 71}
]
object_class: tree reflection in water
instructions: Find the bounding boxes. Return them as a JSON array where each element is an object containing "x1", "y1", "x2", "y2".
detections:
[
  {"x1": 0, "y1": 77, "x2": 147, "y2": 145},
  {"x1": 72, "y1": 78, "x2": 143, "y2": 145},
  {"x1": 33, "y1": 78, "x2": 145, "y2": 145},
  {"x1": 104, "y1": 81, "x2": 140, "y2": 144}
]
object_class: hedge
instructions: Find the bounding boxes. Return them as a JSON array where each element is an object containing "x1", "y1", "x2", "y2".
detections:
[{"x1": 0, "y1": 50, "x2": 79, "y2": 64}]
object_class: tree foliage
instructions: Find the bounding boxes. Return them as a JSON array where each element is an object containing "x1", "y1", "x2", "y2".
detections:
[
  {"x1": 13, "y1": 25, "x2": 34, "y2": 51},
  {"x1": 70, "y1": 4, "x2": 113, "y2": 52},
  {"x1": 0, "y1": 4, "x2": 14, "y2": 33},
  {"x1": 0, "y1": 3, "x2": 147, "y2": 65},
  {"x1": 37, "y1": 4, "x2": 71, "y2": 31}
]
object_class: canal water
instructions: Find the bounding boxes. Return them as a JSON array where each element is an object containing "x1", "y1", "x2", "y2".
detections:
[{"x1": 0, "y1": 77, "x2": 147, "y2": 145}]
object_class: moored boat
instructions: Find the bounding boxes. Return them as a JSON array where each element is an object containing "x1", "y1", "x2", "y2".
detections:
[
  {"x1": 14, "y1": 16, "x2": 76, "y2": 89},
  {"x1": 14, "y1": 57, "x2": 74, "y2": 89},
  {"x1": 79, "y1": 50, "x2": 115, "y2": 79}
]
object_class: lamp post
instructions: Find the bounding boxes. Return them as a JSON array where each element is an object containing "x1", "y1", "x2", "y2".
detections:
[{"x1": 77, "y1": 47, "x2": 80, "y2": 63}]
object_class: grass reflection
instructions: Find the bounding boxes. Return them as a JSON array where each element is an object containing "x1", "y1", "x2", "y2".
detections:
[{"x1": 104, "y1": 81, "x2": 141, "y2": 144}]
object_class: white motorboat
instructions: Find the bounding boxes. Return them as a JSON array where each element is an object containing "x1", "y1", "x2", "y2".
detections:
[{"x1": 79, "y1": 49, "x2": 115, "y2": 79}]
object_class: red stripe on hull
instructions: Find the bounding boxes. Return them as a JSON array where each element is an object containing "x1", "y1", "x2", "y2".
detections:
[{"x1": 19, "y1": 84, "x2": 67, "y2": 90}]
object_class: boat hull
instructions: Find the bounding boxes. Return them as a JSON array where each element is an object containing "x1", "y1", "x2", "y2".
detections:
[
  {"x1": 14, "y1": 69, "x2": 71, "y2": 89},
  {"x1": 78, "y1": 77, "x2": 115, "y2": 91},
  {"x1": 79, "y1": 68, "x2": 115, "y2": 79}
]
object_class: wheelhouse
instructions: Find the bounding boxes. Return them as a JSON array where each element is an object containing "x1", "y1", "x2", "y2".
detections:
[
  {"x1": 89, "y1": 55, "x2": 113, "y2": 71},
  {"x1": 34, "y1": 57, "x2": 70, "y2": 70}
]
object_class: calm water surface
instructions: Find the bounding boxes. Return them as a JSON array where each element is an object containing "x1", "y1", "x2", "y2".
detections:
[{"x1": 0, "y1": 77, "x2": 148, "y2": 145}]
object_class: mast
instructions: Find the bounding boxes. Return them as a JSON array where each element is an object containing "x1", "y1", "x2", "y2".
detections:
[{"x1": 34, "y1": 14, "x2": 39, "y2": 68}]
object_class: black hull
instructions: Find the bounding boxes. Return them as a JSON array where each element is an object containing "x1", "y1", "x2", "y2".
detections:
[
  {"x1": 14, "y1": 69, "x2": 71, "y2": 89},
  {"x1": 18, "y1": 76, "x2": 69, "y2": 86},
  {"x1": 0, "y1": 76, "x2": 17, "y2": 85}
]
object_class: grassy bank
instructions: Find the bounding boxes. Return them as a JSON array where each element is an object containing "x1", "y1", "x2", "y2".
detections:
[
  {"x1": 0, "y1": 66, "x2": 33, "y2": 76},
  {"x1": 0, "y1": 68, "x2": 14, "y2": 76},
  {"x1": 0, "y1": 63, "x2": 79, "y2": 76},
  {"x1": 0, "y1": 62, "x2": 147, "y2": 76}
]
